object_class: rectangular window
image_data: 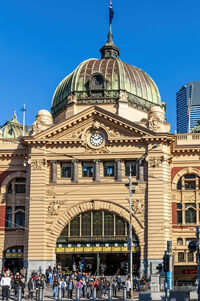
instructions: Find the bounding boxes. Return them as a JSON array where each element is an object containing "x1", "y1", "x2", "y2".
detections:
[
  {"x1": 82, "y1": 162, "x2": 93, "y2": 177},
  {"x1": 70, "y1": 216, "x2": 80, "y2": 237},
  {"x1": 125, "y1": 161, "x2": 136, "y2": 176},
  {"x1": 104, "y1": 213, "x2": 114, "y2": 236},
  {"x1": 93, "y1": 211, "x2": 102, "y2": 236},
  {"x1": 61, "y1": 162, "x2": 71, "y2": 178},
  {"x1": 116, "y1": 216, "x2": 126, "y2": 236},
  {"x1": 82, "y1": 212, "x2": 91, "y2": 236},
  {"x1": 5, "y1": 206, "x2": 12, "y2": 228},
  {"x1": 177, "y1": 203, "x2": 182, "y2": 224},
  {"x1": 103, "y1": 161, "x2": 114, "y2": 177},
  {"x1": 15, "y1": 184, "x2": 26, "y2": 193}
]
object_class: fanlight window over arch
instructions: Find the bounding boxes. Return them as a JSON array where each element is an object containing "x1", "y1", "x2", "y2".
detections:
[{"x1": 57, "y1": 210, "x2": 139, "y2": 245}]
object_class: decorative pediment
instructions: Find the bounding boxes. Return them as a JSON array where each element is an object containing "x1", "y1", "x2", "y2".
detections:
[{"x1": 23, "y1": 106, "x2": 169, "y2": 147}]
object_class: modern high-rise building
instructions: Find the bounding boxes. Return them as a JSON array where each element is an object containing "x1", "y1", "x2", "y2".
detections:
[{"x1": 176, "y1": 81, "x2": 200, "y2": 133}]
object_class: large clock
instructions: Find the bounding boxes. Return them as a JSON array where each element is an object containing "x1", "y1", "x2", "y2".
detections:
[{"x1": 90, "y1": 133, "x2": 103, "y2": 146}]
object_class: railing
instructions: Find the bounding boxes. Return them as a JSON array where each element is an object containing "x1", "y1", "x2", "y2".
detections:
[{"x1": 176, "y1": 133, "x2": 200, "y2": 145}]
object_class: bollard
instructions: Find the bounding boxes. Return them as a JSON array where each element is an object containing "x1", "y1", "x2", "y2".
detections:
[
  {"x1": 108, "y1": 287, "x2": 112, "y2": 301},
  {"x1": 58, "y1": 287, "x2": 62, "y2": 301},
  {"x1": 39, "y1": 287, "x2": 43, "y2": 301},
  {"x1": 93, "y1": 287, "x2": 96, "y2": 301},
  {"x1": 17, "y1": 285, "x2": 22, "y2": 301},
  {"x1": 76, "y1": 288, "x2": 80, "y2": 301},
  {"x1": 122, "y1": 287, "x2": 126, "y2": 301}
]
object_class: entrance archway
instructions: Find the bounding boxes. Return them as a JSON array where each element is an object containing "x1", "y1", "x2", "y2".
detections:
[
  {"x1": 4, "y1": 246, "x2": 24, "y2": 273},
  {"x1": 56, "y1": 210, "x2": 140, "y2": 275}
]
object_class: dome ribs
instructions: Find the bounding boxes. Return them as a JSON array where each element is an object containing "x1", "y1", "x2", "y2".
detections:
[
  {"x1": 123, "y1": 62, "x2": 134, "y2": 95},
  {"x1": 51, "y1": 56, "x2": 162, "y2": 118},
  {"x1": 142, "y1": 72, "x2": 155, "y2": 104},
  {"x1": 130, "y1": 64, "x2": 144, "y2": 99}
]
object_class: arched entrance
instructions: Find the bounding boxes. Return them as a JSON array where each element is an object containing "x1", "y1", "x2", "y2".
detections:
[
  {"x1": 4, "y1": 246, "x2": 24, "y2": 273},
  {"x1": 56, "y1": 210, "x2": 140, "y2": 275}
]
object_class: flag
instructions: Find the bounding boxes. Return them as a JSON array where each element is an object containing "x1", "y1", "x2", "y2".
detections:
[
  {"x1": 109, "y1": 0, "x2": 114, "y2": 24},
  {"x1": 187, "y1": 106, "x2": 189, "y2": 116},
  {"x1": 20, "y1": 104, "x2": 26, "y2": 112}
]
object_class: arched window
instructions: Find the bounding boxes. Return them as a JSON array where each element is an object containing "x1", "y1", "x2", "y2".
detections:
[
  {"x1": 178, "y1": 252, "x2": 185, "y2": 262},
  {"x1": 188, "y1": 252, "x2": 194, "y2": 262},
  {"x1": 177, "y1": 238, "x2": 183, "y2": 245},
  {"x1": 176, "y1": 174, "x2": 198, "y2": 191},
  {"x1": 5, "y1": 178, "x2": 26, "y2": 229},
  {"x1": 58, "y1": 210, "x2": 137, "y2": 242},
  {"x1": 7, "y1": 178, "x2": 26, "y2": 194},
  {"x1": 185, "y1": 205, "x2": 196, "y2": 224}
]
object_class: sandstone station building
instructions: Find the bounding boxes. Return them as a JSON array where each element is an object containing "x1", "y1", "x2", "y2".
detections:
[{"x1": 0, "y1": 30, "x2": 199, "y2": 283}]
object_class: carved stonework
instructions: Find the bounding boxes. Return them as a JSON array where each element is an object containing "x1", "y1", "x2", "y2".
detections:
[
  {"x1": 119, "y1": 92, "x2": 128, "y2": 102},
  {"x1": 31, "y1": 159, "x2": 47, "y2": 170},
  {"x1": 182, "y1": 193, "x2": 196, "y2": 202},
  {"x1": 148, "y1": 157, "x2": 163, "y2": 168},
  {"x1": 148, "y1": 106, "x2": 167, "y2": 132},
  {"x1": 92, "y1": 121, "x2": 101, "y2": 130},
  {"x1": 46, "y1": 188, "x2": 56, "y2": 197},
  {"x1": 48, "y1": 200, "x2": 64, "y2": 216},
  {"x1": 68, "y1": 94, "x2": 77, "y2": 104},
  {"x1": 135, "y1": 186, "x2": 146, "y2": 194},
  {"x1": 132, "y1": 199, "x2": 144, "y2": 215}
]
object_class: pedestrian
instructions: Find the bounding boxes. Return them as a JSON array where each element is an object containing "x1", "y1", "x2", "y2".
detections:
[
  {"x1": 112, "y1": 279, "x2": 117, "y2": 297},
  {"x1": 53, "y1": 277, "x2": 60, "y2": 300},
  {"x1": 1, "y1": 272, "x2": 11, "y2": 301},
  {"x1": 67, "y1": 278, "x2": 74, "y2": 299},
  {"x1": 28, "y1": 277, "x2": 34, "y2": 300},
  {"x1": 116, "y1": 275, "x2": 122, "y2": 291},
  {"x1": 125, "y1": 277, "x2": 131, "y2": 299},
  {"x1": 60, "y1": 278, "x2": 67, "y2": 298}
]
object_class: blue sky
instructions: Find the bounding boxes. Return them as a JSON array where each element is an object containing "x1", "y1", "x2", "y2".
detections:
[{"x1": 0, "y1": 0, "x2": 200, "y2": 133}]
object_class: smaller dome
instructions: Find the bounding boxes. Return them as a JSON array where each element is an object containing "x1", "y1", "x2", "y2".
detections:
[{"x1": 36, "y1": 110, "x2": 53, "y2": 125}]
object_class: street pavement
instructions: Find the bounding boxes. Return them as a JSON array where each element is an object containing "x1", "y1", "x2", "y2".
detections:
[{"x1": 0, "y1": 286, "x2": 141, "y2": 301}]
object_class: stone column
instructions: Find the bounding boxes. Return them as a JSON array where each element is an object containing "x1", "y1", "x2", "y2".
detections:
[
  {"x1": 72, "y1": 160, "x2": 79, "y2": 183},
  {"x1": 93, "y1": 160, "x2": 100, "y2": 183},
  {"x1": 137, "y1": 158, "x2": 144, "y2": 181},
  {"x1": 115, "y1": 159, "x2": 122, "y2": 182},
  {"x1": 51, "y1": 161, "x2": 57, "y2": 183}
]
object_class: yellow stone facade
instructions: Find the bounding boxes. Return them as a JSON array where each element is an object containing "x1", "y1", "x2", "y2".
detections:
[{"x1": 0, "y1": 37, "x2": 199, "y2": 282}]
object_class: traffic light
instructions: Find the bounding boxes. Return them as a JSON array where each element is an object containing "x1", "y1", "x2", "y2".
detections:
[
  {"x1": 156, "y1": 263, "x2": 162, "y2": 272},
  {"x1": 163, "y1": 254, "x2": 170, "y2": 272},
  {"x1": 125, "y1": 262, "x2": 129, "y2": 274},
  {"x1": 188, "y1": 241, "x2": 196, "y2": 253}
]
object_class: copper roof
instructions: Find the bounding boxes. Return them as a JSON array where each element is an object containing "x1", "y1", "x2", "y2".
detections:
[{"x1": 51, "y1": 58, "x2": 161, "y2": 117}]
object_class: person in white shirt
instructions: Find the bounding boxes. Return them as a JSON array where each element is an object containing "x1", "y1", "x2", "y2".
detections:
[
  {"x1": 1, "y1": 273, "x2": 11, "y2": 301},
  {"x1": 125, "y1": 278, "x2": 131, "y2": 299}
]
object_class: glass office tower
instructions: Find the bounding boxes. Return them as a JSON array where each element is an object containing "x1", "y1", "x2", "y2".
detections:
[{"x1": 176, "y1": 81, "x2": 200, "y2": 133}]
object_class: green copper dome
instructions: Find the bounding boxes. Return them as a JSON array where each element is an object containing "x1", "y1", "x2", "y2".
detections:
[{"x1": 51, "y1": 35, "x2": 162, "y2": 118}]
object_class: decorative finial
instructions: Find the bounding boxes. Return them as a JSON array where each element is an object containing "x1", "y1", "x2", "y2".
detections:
[
  {"x1": 12, "y1": 109, "x2": 17, "y2": 121},
  {"x1": 100, "y1": 0, "x2": 120, "y2": 59}
]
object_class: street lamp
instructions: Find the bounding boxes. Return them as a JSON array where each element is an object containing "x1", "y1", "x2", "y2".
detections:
[{"x1": 128, "y1": 144, "x2": 159, "y2": 297}]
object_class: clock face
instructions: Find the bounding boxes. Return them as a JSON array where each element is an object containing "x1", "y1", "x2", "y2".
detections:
[{"x1": 90, "y1": 133, "x2": 103, "y2": 146}]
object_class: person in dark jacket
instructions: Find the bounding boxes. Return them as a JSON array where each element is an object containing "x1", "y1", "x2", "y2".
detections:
[
  {"x1": 35, "y1": 276, "x2": 44, "y2": 300},
  {"x1": 28, "y1": 278, "x2": 34, "y2": 300}
]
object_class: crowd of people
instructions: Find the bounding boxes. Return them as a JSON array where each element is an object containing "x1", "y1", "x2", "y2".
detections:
[{"x1": 0, "y1": 265, "x2": 149, "y2": 300}]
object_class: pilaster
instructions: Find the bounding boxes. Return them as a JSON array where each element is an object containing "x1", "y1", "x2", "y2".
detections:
[
  {"x1": 115, "y1": 159, "x2": 122, "y2": 182},
  {"x1": 26, "y1": 149, "x2": 52, "y2": 267},
  {"x1": 147, "y1": 149, "x2": 172, "y2": 273}
]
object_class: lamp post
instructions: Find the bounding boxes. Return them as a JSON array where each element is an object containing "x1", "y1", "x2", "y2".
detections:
[
  {"x1": 129, "y1": 165, "x2": 133, "y2": 296},
  {"x1": 128, "y1": 144, "x2": 159, "y2": 298}
]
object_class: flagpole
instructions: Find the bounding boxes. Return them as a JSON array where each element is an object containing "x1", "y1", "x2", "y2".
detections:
[{"x1": 23, "y1": 104, "x2": 26, "y2": 136}]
